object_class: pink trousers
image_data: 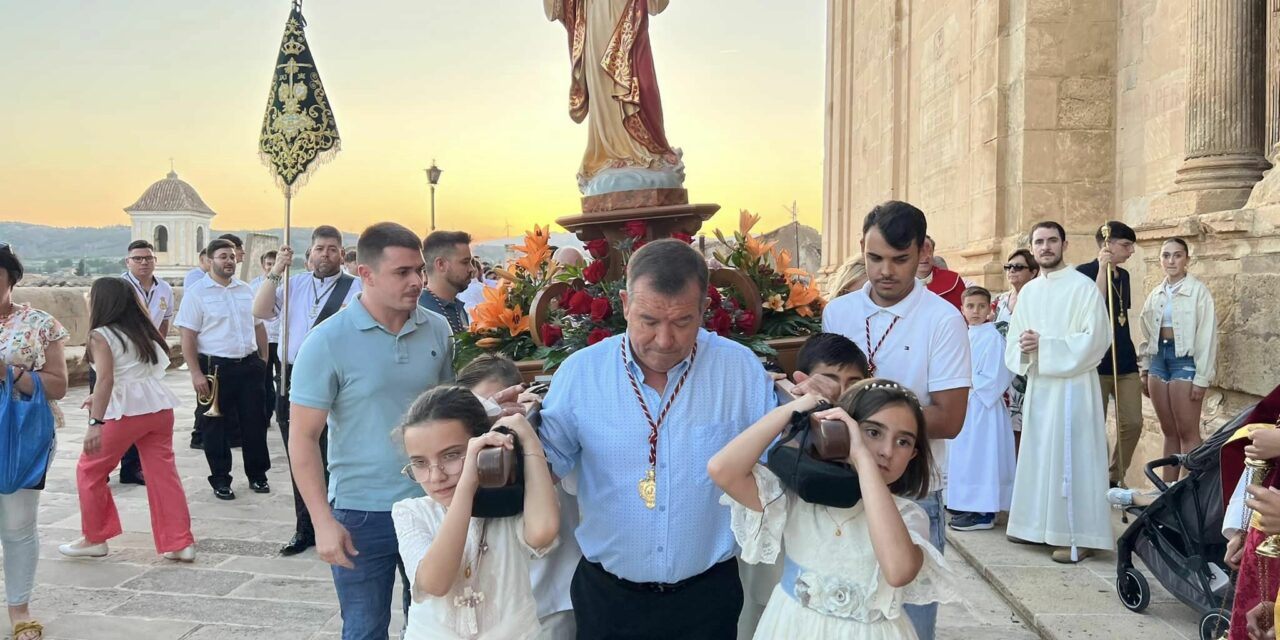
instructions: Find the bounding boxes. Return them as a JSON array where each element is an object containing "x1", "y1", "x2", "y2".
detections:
[{"x1": 75, "y1": 409, "x2": 194, "y2": 553}]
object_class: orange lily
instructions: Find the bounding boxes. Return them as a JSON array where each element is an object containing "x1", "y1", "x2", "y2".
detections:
[
  {"x1": 785, "y1": 281, "x2": 822, "y2": 317},
  {"x1": 773, "y1": 249, "x2": 809, "y2": 279},
  {"x1": 739, "y1": 209, "x2": 761, "y2": 235},
  {"x1": 744, "y1": 235, "x2": 777, "y2": 261},
  {"x1": 475, "y1": 337, "x2": 502, "y2": 348},
  {"x1": 469, "y1": 283, "x2": 531, "y2": 336},
  {"x1": 468, "y1": 284, "x2": 509, "y2": 332},
  {"x1": 513, "y1": 224, "x2": 552, "y2": 275}
]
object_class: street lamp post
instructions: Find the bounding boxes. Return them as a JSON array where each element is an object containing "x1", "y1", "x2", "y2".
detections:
[{"x1": 425, "y1": 160, "x2": 443, "y2": 232}]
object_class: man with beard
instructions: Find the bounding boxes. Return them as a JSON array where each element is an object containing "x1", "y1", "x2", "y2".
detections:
[
  {"x1": 253, "y1": 225, "x2": 361, "y2": 555},
  {"x1": 417, "y1": 230, "x2": 473, "y2": 334},
  {"x1": 1003, "y1": 221, "x2": 1113, "y2": 563},
  {"x1": 821, "y1": 201, "x2": 971, "y2": 640},
  {"x1": 176, "y1": 238, "x2": 271, "y2": 500}
]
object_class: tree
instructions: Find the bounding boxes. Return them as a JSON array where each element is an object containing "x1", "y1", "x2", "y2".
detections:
[{"x1": 74, "y1": 259, "x2": 87, "y2": 276}]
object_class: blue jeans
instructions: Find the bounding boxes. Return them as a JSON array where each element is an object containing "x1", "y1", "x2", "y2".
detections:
[
  {"x1": 330, "y1": 508, "x2": 410, "y2": 640},
  {"x1": 904, "y1": 490, "x2": 944, "y2": 640}
]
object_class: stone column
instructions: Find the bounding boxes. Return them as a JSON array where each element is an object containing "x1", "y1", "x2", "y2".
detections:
[
  {"x1": 1248, "y1": 0, "x2": 1280, "y2": 206},
  {"x1": 1171, "y1": 0, "x2": 1269, "y2": 210},
  {"x1": 1269, "y1": 0, "x2": 1280, "y2": 159}
]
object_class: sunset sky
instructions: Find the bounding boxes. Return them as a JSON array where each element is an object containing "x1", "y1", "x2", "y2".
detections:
[{"x1": 0, "y1": 1, "x2": 826, "y2": 242}]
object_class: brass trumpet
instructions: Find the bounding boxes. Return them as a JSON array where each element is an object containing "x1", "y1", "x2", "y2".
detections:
[{"x1": 197, "y1": 365, "x2": 223, "y2": 418}]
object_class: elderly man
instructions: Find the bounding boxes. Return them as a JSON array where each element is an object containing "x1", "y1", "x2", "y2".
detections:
[{"x1": 539, "y1": 239, "x2": 784, "y2": 638}]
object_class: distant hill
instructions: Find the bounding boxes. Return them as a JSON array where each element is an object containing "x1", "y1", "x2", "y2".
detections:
[{"x1": 0, "y1": 222, "x2": 360, "y2": 272}]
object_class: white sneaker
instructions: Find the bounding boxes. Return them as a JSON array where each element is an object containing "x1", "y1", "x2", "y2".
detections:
[
  {"x1": 163, "y1": 544, "x2": 196, "y2": 562},
  {"x1": 58, "y1": 538, "x2": 108, "y2": 558}
]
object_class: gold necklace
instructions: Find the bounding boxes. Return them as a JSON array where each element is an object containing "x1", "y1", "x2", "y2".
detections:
[{"x1": 823, "y1": 507, "x2": 860, "y2": 537}]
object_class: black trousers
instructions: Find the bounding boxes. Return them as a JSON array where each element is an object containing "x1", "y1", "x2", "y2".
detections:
[
  {"x1": 570, "y1": 558, "x2": 742, "y2": 639},
  {"x1": 88, "y1": 369, "x2": 141, "y2": 477},
  {"x1": 277, "y1": 363, "x2": 328, "y2": 536},
  {"x1": 264, "y1": 342, "x2": 280, "y2": 422},
  {"x1": 195, "y1": 354, "x2": 271, "y2": 488}
]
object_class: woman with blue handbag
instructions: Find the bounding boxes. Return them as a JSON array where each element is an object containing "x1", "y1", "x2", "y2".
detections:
[{"x1": 0, "y1": 245, "x2": 69, "y2": 640}]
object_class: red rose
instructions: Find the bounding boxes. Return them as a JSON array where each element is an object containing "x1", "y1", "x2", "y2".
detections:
[
  {"x1": 586, "y1": 327, "x2": 613, "y2": 345},
  {"x1": 540, "y1": 323, "x2": 563, "y2": 347},
  {"x1": 672, "y1": 232, "x2": 694, "y2": 244},
  {"x1": 567, "y1": 290, "x2": 594, "y2": 315},
  {"x1": 590, "y1": 297, "x2": 612, "y2": 322},
  {"x1": 623, "y1": 220, "x2": 647, "y2": 238},
  {"x1": 583, "y1": 259, "x2": 608, "y2": 284},
  {"x1": 735, "y1": 310, "x2": 756, "y2": 333},
  {"x1": 631, "y1": 239, "x2": 647, "y2": 252},
  {"x1": 585, "y1": 238, "x2": 610, "y2": 259},
  {"x1": 707, "y1": 285, "x2": 722, "y2": 305},
  {"x1": 558, "y1": 289, "x2": 573, "y2": 309},
  {"x1": 708, "y1": 308, "x2": 732, "y2": 336}
]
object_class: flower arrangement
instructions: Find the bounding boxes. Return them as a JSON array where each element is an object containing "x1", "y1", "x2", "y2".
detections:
[
  {"x1": 712, "y1": 209, "x2": 825, "y2": 338},
  {"x1": 456, "y1": 211, "x2": 824, "y2": 372},
  {"x1": 452, "y1": 225, "x2": 558, "y2": 368}
]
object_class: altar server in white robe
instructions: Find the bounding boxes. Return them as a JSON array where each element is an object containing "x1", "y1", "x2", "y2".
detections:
[
  {"x1": 947, "y1": 287, "x2": 1015, "y2": 532},
  {"x1": 1004, "y1": 221, "x2": 1114, "y2": 563}
]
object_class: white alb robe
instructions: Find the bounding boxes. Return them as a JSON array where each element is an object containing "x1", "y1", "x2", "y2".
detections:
[
  {"x1": 1004, "y1": 267, "x2": 1115, "y2": 553},
  {"x1": 947, "y1": 323, "x2": 1015, "y2": 513}
]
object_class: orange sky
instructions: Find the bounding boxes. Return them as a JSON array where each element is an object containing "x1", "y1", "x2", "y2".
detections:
[{"x1": 0, "y1": 2, "x2": 826, "y2": 242}]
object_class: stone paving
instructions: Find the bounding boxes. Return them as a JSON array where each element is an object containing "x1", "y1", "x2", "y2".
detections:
[
  {"x1": 946, "y1": 511, "x2": 1210, "y2": 640},
  {"x1": 10, "y1": 371, "x2": 1049, "y2": 639}
]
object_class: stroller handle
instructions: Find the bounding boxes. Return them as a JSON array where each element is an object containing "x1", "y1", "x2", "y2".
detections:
[{"x1": 1143, "y1": 454, "x2": 1182, "y2": 492}]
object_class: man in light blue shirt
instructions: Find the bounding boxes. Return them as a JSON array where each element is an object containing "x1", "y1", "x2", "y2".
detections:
[
  {"x1": 289, "y1": 222, "x2": 454, "y2": 640},
  {"x1": 539, "y1": 239, "x2": 777, "y2": 638}
]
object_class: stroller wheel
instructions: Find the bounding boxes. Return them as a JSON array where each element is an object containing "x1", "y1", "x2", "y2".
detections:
[
  {"x1": 1116, "y1": 567, "x2": 1150, "y2": 612},
  {"x1": 1199, "y1": 609, "x2": 1229, "y2": 640}
]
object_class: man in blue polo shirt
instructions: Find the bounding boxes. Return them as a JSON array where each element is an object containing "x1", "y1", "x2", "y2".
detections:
[{"x1": 289, "y1": 222, "x2": 454, "y2": 639}]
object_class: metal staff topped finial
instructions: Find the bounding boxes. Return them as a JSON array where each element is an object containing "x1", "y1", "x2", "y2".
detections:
[
  {"x1": 1100, "y1": 223, "x2": 1126, "y2": 493},
  {"x1": 258, "y1": 1, "x2": 341, "y2": 394}
]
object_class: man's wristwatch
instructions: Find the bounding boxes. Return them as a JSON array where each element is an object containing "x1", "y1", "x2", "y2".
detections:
[{"x1": 88, "y1": 418, "x2": 106, "y2": 427}]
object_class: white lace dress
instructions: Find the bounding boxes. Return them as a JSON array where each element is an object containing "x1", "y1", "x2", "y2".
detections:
[
  {"x1": 392, "y1": 496, "x2": 557, "y2": 640},
  {"x1": 723, "y1": 466, "x2": 962, "y2": 639}
]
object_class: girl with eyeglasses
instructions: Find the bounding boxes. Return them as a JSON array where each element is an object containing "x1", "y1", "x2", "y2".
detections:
[
  {"x1": 992, "y1": 249, "x2": 1038, "y2": 453},
  {"x1": 391, "y1": 386, "x2": 559, "y2": 639}
]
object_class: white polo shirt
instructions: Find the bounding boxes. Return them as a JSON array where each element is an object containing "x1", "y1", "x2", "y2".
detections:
[
  {"x1": 264, "y1": 271, "x2": 362, "y2": 364},
  {"x1": 822, "y1": 280, "x2": 972, "y2": 489},
  {"x1": 121, "y1": 272, "x2": 174, "y2": 330},
  {"x1": 175, "y1": 274, "x2": 262, "y2": 358}
]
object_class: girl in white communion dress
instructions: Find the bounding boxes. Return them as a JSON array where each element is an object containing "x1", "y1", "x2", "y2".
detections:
[{"x1": 709, "y1": 379, "x2": 961, "y2": 639}]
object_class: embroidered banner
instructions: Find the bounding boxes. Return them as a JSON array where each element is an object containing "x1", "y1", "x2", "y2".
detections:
[{"x1": 258, "y1": 2, "x2": 340, "y2": 196}]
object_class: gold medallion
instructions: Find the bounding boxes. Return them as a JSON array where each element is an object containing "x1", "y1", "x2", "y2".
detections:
[{"x1": 638, "y1": 467, "x2": 657, "y2": 509}]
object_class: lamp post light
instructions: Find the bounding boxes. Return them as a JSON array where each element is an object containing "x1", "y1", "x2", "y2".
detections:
[{"x1": 425, "y1": 160, "x2": 443, "y2": 232}]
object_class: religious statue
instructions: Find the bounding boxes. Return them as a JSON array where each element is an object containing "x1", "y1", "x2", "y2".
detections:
[{"x1": 545, "y1": 0, "x2": 685, "y2": 197}]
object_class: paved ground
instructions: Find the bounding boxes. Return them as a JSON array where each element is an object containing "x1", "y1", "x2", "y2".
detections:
[
  {"x1": 6, "y1": 370, "x2": 1194, "y2": 639},
  {"x1": 946, "y1": 511, "x2": 1212, "y2": 640}
]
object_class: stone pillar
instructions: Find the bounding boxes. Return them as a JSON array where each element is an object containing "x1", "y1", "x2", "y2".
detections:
[
  {"x1": 1269, "y1": 0, "x2": 1280, "y2": 160},
  {"x1": 1170, "y1": 0, "x2": 1269, "y2": 211}
]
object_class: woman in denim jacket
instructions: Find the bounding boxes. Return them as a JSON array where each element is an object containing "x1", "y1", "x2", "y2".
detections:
[{"x1": 1138, "y1": 238, "x2": 1218, "y2": 483}]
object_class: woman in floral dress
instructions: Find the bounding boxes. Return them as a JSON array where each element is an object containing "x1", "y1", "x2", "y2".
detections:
[{"x1": 0, "y1": 245, "x2": 69, "y2": 640}]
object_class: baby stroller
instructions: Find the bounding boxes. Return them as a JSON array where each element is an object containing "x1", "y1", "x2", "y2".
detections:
[{"x1": 1115, "y1": 402, "x2": 1256, "y2": 640}]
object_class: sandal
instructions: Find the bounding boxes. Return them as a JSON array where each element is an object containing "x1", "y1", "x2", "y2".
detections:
[{"x1": 13, "y1": 619, "x2": 43, "y2": 640}]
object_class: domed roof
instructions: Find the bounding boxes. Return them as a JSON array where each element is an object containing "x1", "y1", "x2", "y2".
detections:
[{"x1": 124, "y1": 170, "x2": 216, "y2": 216}]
